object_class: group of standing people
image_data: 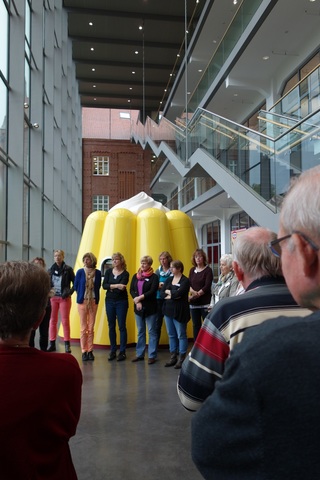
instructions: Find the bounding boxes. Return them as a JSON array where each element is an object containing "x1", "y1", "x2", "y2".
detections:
[{"x1": 30, "y1": 247, "x2": 239, "y2": 369}]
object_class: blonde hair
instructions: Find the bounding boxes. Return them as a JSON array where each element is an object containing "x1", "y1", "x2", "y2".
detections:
[
  {"x1": 140, "y1": 255, "x2": 153, "y2": 266},
  {"x1": 112, "y1": 252, "x2": 127, "y2": 270}
]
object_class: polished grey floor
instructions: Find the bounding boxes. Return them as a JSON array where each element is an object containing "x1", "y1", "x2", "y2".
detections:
[{"x1": 55, "y1": 340, "x2": 203, "y2": 480}]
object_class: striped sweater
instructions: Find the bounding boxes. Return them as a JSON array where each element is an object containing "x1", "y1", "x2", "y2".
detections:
[{"x1": 177, "y1": 276, "x2": 311, "y2": 411}]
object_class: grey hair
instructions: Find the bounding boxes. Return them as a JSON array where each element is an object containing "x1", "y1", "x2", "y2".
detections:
[
  {"x1": 233, "y1": 227, "x2": 282, "y2": 278},
  {"x1": 220, "y1": 254, "x2": 233, "y2": 268},
  {"x1": 280, "y1": 166, "x2": 320, "y2": 242}
]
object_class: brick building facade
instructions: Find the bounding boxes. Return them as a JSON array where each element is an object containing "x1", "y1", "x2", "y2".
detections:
[{"x1": 82, "y1": 138, "x2": 152, "y2": 225}]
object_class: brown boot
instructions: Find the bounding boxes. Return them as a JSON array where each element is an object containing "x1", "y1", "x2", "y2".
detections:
[
  {"x1": 174, "y1": 353, "x2": 186, "y2": 369},
  {"x1": 165, "y1": 352, "x2": 178, "y2": 367}
]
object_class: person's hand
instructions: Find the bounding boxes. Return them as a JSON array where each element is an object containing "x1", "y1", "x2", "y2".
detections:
[{"x1": 136, "y1": 301, "x2": 142, "y2": 311}]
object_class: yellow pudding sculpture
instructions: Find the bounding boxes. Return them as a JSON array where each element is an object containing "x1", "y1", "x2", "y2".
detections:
[{"x1": 67, "y1": 193, "x2": 198, "y2": 346}]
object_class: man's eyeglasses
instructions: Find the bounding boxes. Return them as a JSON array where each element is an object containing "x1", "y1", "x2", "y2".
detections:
[{"x1": 269, "y1": 230, "x2": 320, "y2": 258}]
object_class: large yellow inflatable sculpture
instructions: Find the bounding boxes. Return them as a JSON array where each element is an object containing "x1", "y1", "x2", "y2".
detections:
[{"x1": 68, "y1": 192, "x2": 198, "y2": 346}]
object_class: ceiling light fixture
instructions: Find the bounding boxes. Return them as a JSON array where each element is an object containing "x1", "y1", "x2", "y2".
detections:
[
  {"x1": 263, "y1": 55, "x2": 270, "y2": 60},
  {"x1": 89, "y1": 22, "x2": 93, "y2": 26},
  {"x1": 90, "y1": 47, "x2": 94, "y2": 51}
]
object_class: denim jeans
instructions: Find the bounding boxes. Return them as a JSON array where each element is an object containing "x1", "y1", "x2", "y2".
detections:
[
  {"x1": 135, "y1": 312, "x2": 158, "y2": 359},
  {"x1": 190, "y1": 307, "x2": 209, "y2": 341},
  {"x1": 164, "y1": 315, "x2": 188, "y2": 355},
  {"x1": 106, "y1": 299, "x2": 128, "y2": 353}
]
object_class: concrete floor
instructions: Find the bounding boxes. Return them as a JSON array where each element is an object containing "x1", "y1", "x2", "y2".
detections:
[{"x1": 58, "y1": 340, "x2": 203, "y2": 480}]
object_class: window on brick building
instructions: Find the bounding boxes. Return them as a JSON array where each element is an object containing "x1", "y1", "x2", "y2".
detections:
[
  {"x1": 93, "y1": 195, "x2": 109, "y2": 211},
  {"x1": 93, "y1": 156, "x2": 109, "y2": 175}
]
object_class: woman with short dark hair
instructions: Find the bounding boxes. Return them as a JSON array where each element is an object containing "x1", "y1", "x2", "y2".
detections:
[{"x1": 161, "y1": 260, "x2": 190, "y2": 369}]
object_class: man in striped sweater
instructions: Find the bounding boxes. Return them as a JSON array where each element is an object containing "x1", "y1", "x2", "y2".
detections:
[{"x1": 177, "y1": 226, "x2": 310, "y2": 412}]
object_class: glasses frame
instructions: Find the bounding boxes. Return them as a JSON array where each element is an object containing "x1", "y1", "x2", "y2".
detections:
[{"x1": 269, "y1": 230, "x2": 320, "y2": 257}]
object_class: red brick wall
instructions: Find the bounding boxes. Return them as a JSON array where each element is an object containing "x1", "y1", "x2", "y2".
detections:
[{"x1": 82, "y1": 138, "x2": 152, "y2": 225}]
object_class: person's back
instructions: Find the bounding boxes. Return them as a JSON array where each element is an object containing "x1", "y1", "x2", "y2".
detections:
[
  {"x1": 0, "y1": 347, "x2": 81, "y2": 479},
  {"x1": 178, "y1": 276, "x2": 310, "y2": 411},
  {"x1": 191, "y1": 166, "x2": 320, "y2": 479},
  {"x1": 0, "y1": 260, "x2": 82, "y2": 478},
  {"x1": 192, "y1": 312, "x2": 320, "y2": 479}
]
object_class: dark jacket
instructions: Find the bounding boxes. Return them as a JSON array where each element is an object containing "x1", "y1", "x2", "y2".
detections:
[
  {"x1": 191, "y1": 312, "x2": 320, "y2": 479},
  {"x1": 48, "y1": 262, "x2": 75, "y2": 299},
  {"x1": 160, "y1": 274, "x2": 190, "y2": 323},
  {"x1": 130, "y1": 273, "x2": 159, "y2": 317}
]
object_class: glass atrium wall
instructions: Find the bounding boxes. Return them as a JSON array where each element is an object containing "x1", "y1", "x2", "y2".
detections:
[{"x1": 0, "y1": 0, "x2": 82, "y2": 264}]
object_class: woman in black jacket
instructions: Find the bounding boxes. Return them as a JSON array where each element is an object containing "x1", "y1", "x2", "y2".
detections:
[
  {"x1": 161, "y1": 260, "x2": 190, "y2": 369},
  {"x1": 130, "y1": 255, "x2": 159, "y2": 364}
]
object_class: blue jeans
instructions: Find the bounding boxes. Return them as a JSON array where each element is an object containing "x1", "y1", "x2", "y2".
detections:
[
  {"x1": 135, "y1": 312, "x2": 158, "y2": 359},
  {"x1": 164, "y1": 316, "x2": 188, "y2": 355},
  {"x1": 106, "y1": 299, "x2": 128, "y2": 353},
  {"x1": 190, "y1": 307, "x2": 209, "y2": 341}
]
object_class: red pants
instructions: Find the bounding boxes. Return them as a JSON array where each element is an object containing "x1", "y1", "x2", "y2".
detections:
[{"x1": 49, "y1": 296, "x2": 72, "y2": 341}]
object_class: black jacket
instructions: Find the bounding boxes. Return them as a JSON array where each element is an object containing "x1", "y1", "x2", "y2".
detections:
[
  {"x1": 130, "y1": 273, "x2": 159, "y2": 317},
  {"x1": 49, "y1": 262, "x2": 75, "y2": 299}
]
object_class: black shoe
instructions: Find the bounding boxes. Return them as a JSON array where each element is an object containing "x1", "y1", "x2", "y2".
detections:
[
  {"x1": 87, "y1": 351, "x2": 95, "y2": 361},
  {"x1": 47, "y1": 341, "x2": 56, "y2": 352},
  {"x1": 82, "y1": 352, "x2": 88, "y2": 361},
  {"x1": 132, "y1": 356, "x2": 144, "y2": 362},
  {"x1": 65, "y1": 341, "x2": 72, "y2": 354},
  {"x1": 108, "y1": 351, "x2": 117, "y2": 361},
  {"x1": 117, "y1": 352, "x2": 126, "y2": 361}
]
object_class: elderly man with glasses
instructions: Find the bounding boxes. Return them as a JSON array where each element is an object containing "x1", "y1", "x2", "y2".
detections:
[{"x1": 191, "y1": 165, "x2": 320, "y2": 480}]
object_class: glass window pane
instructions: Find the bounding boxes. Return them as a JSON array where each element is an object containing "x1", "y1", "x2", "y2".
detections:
[
  {"x1": 0, "y1": 79, "x2": 8, "y2": 153},
  {"x1": 0, "y1": 160, "x2": 7, "y2": 242},
  {"x1": 0, "y1": 1, "x2": 8, "y2": 80}
]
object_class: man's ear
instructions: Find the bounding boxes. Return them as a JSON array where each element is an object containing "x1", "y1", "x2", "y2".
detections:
[
  {"x1": 294, "y1": 233, "x2": 319, "y2": 278},
  {"x1": 233, "y1": 261, "x2": 244, "y2": 282},
  {"x1": 32, "y1": 310, "x2": 46, "y2": 330}
]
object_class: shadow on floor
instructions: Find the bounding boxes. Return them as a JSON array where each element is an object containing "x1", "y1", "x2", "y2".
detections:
[{"x1": 62, "y1": 341, "x2": 203, "y2": 480}]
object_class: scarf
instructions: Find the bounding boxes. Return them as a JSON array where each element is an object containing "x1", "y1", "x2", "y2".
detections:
[
  {"x1": 136, "y1": 267, "x2": 154, "y2": 296},
  {"x1": 158, "y1": 266, "x2": 172, "y2": 278},
  {"x1": 136, "y1": 266, "x2": 154, "y2": 280},
  {"x1": 84, "y1": 267, "x2": 96, "y2": 309}
]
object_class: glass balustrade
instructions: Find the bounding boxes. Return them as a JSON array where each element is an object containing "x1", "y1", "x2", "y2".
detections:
[{"x1": 132, "y1": 106, "x2": 320, "y2": 214}]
